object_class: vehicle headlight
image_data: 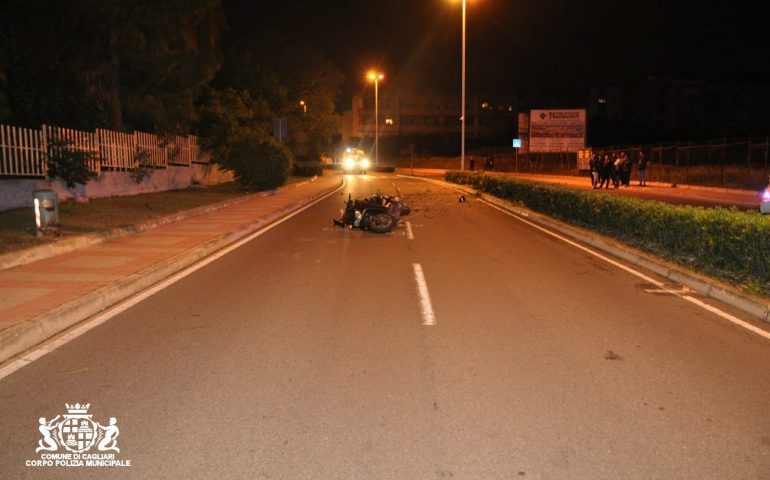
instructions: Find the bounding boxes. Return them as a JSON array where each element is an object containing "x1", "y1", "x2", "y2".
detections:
[
  {"x1": 360, "y1": 158, "x2": 370, "y2": 169},
  {"x1": 763, "y1": 189, "x2": 770, "y2": 202},
  {"x1": 343, "y1": 157, "x2": 355, "y2": 169}
]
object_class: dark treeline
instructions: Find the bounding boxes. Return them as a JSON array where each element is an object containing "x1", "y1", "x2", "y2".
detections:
[{"x1": 0, "y1": 0, "x2": 343, "y2": 187}]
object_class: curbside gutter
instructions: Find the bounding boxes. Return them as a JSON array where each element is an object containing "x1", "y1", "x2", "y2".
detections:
[
  {"x1": 401, "y1": 174, "x2": 770, "y2": 326},
  {"x1": 0, "y1": 177, "x2": 321, "y2": 271},
  {"x1": 0, "y1": 178, "x2": 343, "y2": 365}
]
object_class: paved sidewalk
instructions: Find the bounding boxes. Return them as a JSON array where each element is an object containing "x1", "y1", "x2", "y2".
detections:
[
  {"x1": 0, "y1": 175, "x2": 343, "y2": 363},
  {"x1": 396, "y1": 168, "x2": 761, "y2": 209}
]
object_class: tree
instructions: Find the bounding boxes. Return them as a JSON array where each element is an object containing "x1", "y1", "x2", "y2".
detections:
[
  {"x1": 281, "y1": 48, "x2": 343, "y2": 161},
  {"x1": 0, "y1": 45, "x2": 10, "y2": 121},
  {"x1": 198, "y1": 88, "x2": 293, "y2": 190},
  {"x1": 0, "y1": 0, "x2": 225, "y2": 133},
  {"x1": 112, "y1": 0, "x2": 225, "y2": 134},
  {"x1": 213, "y1": 31, "x2": 343, "y2": 162}
]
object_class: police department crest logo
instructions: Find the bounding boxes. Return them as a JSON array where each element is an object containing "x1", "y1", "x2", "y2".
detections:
[{"x1": 27, "y1": 403, "x2": 130, "y2": 468}]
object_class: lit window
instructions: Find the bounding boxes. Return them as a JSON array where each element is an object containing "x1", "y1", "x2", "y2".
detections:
[
  {"x1": 598, "y1": 98, "x2": 607, "y2": 104},
  {"x1": 385, "y1": 118, "x2": 394, "y2": 125},
  {"x1": 481, "y1": 102, "x2": 490, "y2": 109}
]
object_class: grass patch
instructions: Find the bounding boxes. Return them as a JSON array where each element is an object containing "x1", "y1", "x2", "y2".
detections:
[{"x1": 0, "y1": 182, "x2": 248, "y2": 254}]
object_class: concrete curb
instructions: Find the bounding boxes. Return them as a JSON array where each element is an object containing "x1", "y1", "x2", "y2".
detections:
[
  {"x1": 0, "y1": 177, "x2": 321, "y2": 271},
  {"x1": 401, "y1": 174, "x2": 770, "y2": 325},
  {"x1": 0, "y1": 178, "x2": 343, "y2": 365}
]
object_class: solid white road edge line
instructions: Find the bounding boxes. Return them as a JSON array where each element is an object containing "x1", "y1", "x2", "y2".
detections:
[
  {"x1": 406, "y1": 221, "x2": 414, "y2": 240},
  {"x1": 681, "y1": 295, "x2": 770, "y2": 341},
  {"x1": 413, "y1": 263, "x2": 436, "y2": 326},
  {"x1": 481, "y1": 199, "x2": 770, "y2": 342},
  {"x1": 0, "y1": 180, "x2": 346, "y2": 380}
]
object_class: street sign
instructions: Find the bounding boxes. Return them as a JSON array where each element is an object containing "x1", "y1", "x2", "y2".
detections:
[
  {"x1": 577, "y1": 148, "x2": 593, "y2": 171},
  {"x1": 273, "y1": 117, "x2": 287, "y2": 142}
]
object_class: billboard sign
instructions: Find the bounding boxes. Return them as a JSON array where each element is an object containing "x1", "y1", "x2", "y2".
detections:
[{"x1": 528, "y1": 109, "x2": 586, "y2": 153}]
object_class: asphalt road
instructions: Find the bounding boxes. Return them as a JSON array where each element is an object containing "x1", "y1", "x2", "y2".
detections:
[{"x1": 2, "y1": 173, "x2": 770, "y2": 479}]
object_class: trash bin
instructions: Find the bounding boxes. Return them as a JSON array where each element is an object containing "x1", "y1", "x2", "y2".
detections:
[{"x1": 33, "y1": 189, "x2": 60, "y2": 236}]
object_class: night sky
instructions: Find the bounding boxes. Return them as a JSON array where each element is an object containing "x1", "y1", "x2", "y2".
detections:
[{"x1": 225, "y1": 0, "x2": 768, "y2": 102}]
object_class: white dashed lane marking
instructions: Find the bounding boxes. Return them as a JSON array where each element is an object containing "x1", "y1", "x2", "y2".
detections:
[{"x1": 413, "y1": 263, "x2": 436, "y2": 326}]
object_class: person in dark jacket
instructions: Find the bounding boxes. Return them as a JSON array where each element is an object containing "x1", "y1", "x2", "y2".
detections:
[
  {"x1": 599, "y1": 155, "x2": 613, "y2": 189},
  {"x1": 637, "y1": 150, "x2": 648, "y2": 186},
  {"x1": 590, "y1": 154, "x2": 600, "y2": 188},
  {"x1": 621, "y1": 152, "x2": 632, "y2": 186},
  {"x1": 612, "y1": 153, "x2": 622, "y2": 188}
]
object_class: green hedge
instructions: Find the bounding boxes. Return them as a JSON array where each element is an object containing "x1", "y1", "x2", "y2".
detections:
[{"x1": 446, "y1": 171, "x2": 770, "y2": 295}]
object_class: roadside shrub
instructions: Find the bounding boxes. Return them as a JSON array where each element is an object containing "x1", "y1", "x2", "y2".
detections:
[
  {"x1": 198, "y1": 89, "x2": 294, "y2": 191},
  {"x1": 293, "y1": 159, "x2": 324, "y2": 177},
  {"x1": 46, "y1": 138, "x2": 96, "y2": 188},
  {"x1": 130, "y1": 147, "x2": 153, "y2": 184},
  {"x1": 446, "y1": 171, "x2": 770, "y2": 295},
  {"x1": 224, "y1": 137, "x2": 293, "y2": 191}
]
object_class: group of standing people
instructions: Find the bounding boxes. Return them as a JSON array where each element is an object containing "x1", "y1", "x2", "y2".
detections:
[
  {"x1": 468, "y1": 156, "x2": 495, "y2": 171},
  {"x1": 589, "y1": 150, "x2": 648, "y2": 189}
]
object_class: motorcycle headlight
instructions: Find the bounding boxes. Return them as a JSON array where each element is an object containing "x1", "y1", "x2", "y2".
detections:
[
  {"x1": 360, "y1": 158, "x2": 370, "y2": 169},
  {"x1": 343, "y1": 157, "x2": 355, "y2": 169}
]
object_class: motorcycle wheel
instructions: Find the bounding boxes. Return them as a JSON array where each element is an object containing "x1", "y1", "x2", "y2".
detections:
[{"x1": 367, "y1": 213, "x2": 396, "y2": 233}]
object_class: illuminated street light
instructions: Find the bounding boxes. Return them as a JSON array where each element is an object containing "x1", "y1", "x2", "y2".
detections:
[
  {"x1": 367, "y1": 70, "x2": 384, "y2": 166},
  {"x1": 299, "y1": 100, "x2": 307, "y2": 115}
]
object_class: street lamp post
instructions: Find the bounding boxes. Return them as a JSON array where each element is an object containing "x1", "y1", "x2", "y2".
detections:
[
  {"x1": 461, "y1": 0, "x2": 466, "y2": 171},
  {"x1": 451, "y1": 0, "x2": 469, "y2": 170},
  {"x1": 299, "y1": 100, "x2": 307, "y2": 115},
  {"x1": 367, "y1": 71, "x2": 384, "y2": 166}
]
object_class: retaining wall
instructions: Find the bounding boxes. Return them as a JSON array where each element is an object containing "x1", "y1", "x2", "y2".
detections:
[{"x1": 0, "y1": 163, "x2": 234, "y2": 211}]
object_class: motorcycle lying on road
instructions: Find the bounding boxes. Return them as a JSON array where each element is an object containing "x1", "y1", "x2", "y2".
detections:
[{"x1": 333, "y1": 192, "x2": 411, "y2": 233}]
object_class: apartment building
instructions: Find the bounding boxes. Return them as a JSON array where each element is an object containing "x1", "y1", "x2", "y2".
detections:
[{"x1": 341, "y1": 91, "x2": 517, "y2": 146}]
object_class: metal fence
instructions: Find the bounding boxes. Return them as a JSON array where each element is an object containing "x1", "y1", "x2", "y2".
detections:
[
  {"x1": 0, "y1": 123, "x2": 211, "y2": 178},
  {"x1": 593, "y1": 137, "x2": 770, "y2": 189},
  {"x1": 479, "y1": 136, "x2": 770, "y2": 189}
]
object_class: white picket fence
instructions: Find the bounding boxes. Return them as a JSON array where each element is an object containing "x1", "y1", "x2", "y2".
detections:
[
  {"x1": 43, "y1": 125, "x2": 100, "y2": 174},
  {"x1": 0, "y1": 124, "x2": 46, "y2": 177},
  {"x1": 0, "y1": 123, "x2": 210, "y2": 178}
]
